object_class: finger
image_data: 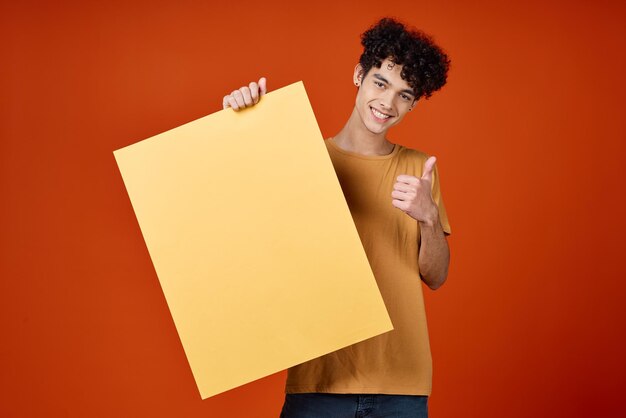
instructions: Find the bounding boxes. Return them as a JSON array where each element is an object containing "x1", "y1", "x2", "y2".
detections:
[
  {"x1": 232, "y1": 90, "x2": 246, "y2": 108},
  {"x1": 227, "y1": 95, "x2": 239, "y2": 110},
  {"x1": 391, "y1": 190, "x2": 411, "y2": 200},
  {"x1": 259, "y1": 77, "x2": 267, "y2": 96},
  {"x1": 421, "y1": 156, "x2": 437, "y2": 181},
  {"x1": 392, "y1": 199, "x2": 409, "y2": 211},
  {"x1": 396, "y1": 174, "x2": 419, "y2": 185},
  {"x1": 223, "y1": 95, "x2": 230, "y2": 109},
  {"x1": 249, "y1": 81, "x2": 259, "y2": 104},
  {"x1": 393, "y1": 182, "x2": 415, "y2": 193},
  {"x1": 240, "y1": 86, "x2": 253, "y2": 106}
]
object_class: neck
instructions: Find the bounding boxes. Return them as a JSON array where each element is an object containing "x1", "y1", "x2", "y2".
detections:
[{"x1": 332, "y1": 107, "x2": 395, "y2": 156}]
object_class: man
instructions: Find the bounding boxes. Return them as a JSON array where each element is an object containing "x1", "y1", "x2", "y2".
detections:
[{"x1": 223, "y1": 17, "x2": 451, "y2": 418}]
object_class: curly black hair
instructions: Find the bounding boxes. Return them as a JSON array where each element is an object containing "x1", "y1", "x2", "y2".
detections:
[{"x1": 359, "y1": 18, "x2": 450, "y2": 100}]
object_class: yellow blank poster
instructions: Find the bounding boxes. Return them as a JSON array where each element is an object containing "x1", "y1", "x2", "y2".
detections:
[{"x1": 114, "y1": 81, "x2": 393, "y2": 399}]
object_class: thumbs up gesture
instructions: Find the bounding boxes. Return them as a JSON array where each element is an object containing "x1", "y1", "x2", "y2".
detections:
[{"x1": 392, "y1": 156, "x2": 439, "y2": 225}]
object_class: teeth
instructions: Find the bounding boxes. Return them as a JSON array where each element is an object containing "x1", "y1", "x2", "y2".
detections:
[{"x1": 371, "y1": 108, "x2": 390, "y2": 119}]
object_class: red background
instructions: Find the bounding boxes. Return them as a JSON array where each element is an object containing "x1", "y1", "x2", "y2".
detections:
[{"x1": 2, "y1": 0, "x2": 625, "y2": 417}]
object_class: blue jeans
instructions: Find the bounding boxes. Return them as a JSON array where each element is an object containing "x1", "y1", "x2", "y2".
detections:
[{"x1": 279, "y1": 393, "x2": 428, "y2": 418}]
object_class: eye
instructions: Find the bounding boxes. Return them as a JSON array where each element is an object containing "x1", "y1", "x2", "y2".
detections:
[
  {"x1": 374, "y1": 81, "x2": 385, "y2": 88},
  {"x1": 400, "y1": 94, "x2": 412, "y2": 101}
]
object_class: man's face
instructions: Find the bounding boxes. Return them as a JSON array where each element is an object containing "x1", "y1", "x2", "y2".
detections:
[{"x1": 353, "y1": 58, "x2": 417, "y2": 135}]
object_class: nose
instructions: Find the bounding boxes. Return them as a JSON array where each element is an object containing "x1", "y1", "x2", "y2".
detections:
[{"x1": 379, "y1": 90, "x2": 395, "y2": 111}]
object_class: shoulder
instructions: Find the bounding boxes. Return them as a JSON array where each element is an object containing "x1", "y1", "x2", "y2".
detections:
[
  {"x1": 394, "y1": 144, "x2": 442, "y2": 179},
  {"x1": 396, "y1": 144, "x2": 431, "y2": 164}
]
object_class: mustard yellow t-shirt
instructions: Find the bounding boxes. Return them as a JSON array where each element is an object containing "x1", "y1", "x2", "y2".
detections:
[{"x1": 285, "y1": 138, "x2": 451, "y2": 396}]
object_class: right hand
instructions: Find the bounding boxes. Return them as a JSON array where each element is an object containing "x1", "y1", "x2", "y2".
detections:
[{"x1": 222, "y1": 77, "x2": 267, "y2": 111}]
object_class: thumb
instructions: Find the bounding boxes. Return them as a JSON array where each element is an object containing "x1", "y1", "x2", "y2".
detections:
[
  {"x1": 421, "y1": 156, "x2": 437, "y2": 181},
  {"x1": 259, "y1": 77, "x2": 267, "y2": 96}
]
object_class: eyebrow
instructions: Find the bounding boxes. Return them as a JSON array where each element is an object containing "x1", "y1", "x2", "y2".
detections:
[{"x1": 372, "y1": 73, "x2": 416, "y2": 97}]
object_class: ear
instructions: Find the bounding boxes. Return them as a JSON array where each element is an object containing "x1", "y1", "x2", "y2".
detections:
[{"x1": 353, "y1": 63, "x2": 364, "y2": 86}]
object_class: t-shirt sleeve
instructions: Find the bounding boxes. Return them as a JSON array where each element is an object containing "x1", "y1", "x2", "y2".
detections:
[{"x1": 431, "y1": 163, "x2": 452, "y2": 235}]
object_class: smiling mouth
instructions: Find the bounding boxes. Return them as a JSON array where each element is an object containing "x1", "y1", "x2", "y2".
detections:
[{"x1": 370, "y1": 106, "x2": 393, "y2": 121}]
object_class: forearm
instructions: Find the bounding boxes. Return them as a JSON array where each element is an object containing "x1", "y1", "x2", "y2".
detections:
[{"x1": 418, "y1": 216, "x2": 450, "y2": 290}]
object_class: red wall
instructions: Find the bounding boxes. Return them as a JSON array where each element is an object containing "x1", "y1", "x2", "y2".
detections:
[{"x1": 2, "y1": 1, "x2": 625, "y2": 417}]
